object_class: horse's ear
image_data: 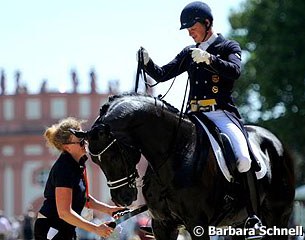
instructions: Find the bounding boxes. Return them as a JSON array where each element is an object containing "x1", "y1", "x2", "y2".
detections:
[
  {"x1": 69, "y1": 128, "x2": 88, "y2": 139},
  {"x1": 100, "y1": 104, "x2": 110, "y2": 117}
]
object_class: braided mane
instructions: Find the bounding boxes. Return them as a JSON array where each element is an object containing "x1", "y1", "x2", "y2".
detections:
[{"x1": 99, "y1": 92, "x2": 179, "y2": 117}]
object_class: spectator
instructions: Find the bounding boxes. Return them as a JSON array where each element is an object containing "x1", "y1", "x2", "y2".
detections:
[
  {"x1": 22, "y1": 207, "x2": 35, "y2": 240},
  {"x1": 0, "y1": 210, "x2": 12, "y2": 240}
]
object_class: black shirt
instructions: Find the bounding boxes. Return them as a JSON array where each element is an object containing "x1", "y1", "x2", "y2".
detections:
[{"x1": 39, "y1": 152, "x2": 87, "y2": 229}]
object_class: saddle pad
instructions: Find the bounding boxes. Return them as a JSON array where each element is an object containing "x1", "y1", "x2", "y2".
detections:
[{"x1": 193, "y1": 115, "x2": 267, "y2": 182}]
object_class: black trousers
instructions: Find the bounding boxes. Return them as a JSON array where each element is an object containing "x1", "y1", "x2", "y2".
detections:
[{"x1": 34, "y1": 218, "x2": 76, "y2": 240}]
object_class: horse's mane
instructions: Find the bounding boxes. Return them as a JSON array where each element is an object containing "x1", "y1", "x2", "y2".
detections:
[{"x1": 99, "y1": 92, "x2": 180, "y2": 117}]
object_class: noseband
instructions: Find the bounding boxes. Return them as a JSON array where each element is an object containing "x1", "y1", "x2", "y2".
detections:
[
  {"x1": 88, "y1": 138, "x2": 139, "y2": 190},
  {"x1": 107, "y1": 171, "x2": 139, "y2": 190}
]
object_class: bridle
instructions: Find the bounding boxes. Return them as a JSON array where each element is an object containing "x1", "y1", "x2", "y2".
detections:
[
  {"x1": 88, "y1": 138, "x2": 117, "y2": 162},
  {"x1": 107, "y1": 171, "x2": 139, "y2": 190},
  {"x1": 87, "y1": 136, "x2": 139, "y2": 190}
]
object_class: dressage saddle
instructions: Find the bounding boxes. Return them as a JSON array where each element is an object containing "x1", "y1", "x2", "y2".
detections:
[{"x1": 188, "y1": 112, "x2": 261, "y2": 176}]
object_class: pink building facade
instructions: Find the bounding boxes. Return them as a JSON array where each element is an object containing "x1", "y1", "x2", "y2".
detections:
[{"x1": 0, "y1": 92, "x2": 146, "y2": 218}]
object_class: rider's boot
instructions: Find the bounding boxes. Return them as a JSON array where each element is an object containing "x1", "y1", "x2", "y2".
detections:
[{"x1": 242, "y1": 170, "x2": 264, "y2": 240}]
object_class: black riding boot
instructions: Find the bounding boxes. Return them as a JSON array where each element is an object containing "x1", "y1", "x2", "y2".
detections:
[{"x1": 242, "y1": 171, "x2": 264, "y2": 240}]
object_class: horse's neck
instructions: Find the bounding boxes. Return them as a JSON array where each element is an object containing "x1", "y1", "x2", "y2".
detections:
[
  {"x1": 141, "y1": 120, "x2": 197, "y2": 180},
  {"x1": 109, "y1": 97, "x2": 195, "y2": 171},
  {"x1": 144, "y1": 134, "x2": 220, "y2": 192}
]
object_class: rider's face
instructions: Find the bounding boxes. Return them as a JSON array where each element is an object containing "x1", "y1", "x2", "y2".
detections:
[{"x1": 187, "y1": 22, "x2": 206, "y2": 43}]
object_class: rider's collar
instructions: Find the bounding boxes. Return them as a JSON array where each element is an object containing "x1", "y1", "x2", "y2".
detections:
[{"x1": 198, "y1": 33, "x2": 218, "y2": 51}]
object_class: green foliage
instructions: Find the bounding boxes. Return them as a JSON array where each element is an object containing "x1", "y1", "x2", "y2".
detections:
[{"x1": 228, "y1": 0, "x2": 305, "y2": 185}]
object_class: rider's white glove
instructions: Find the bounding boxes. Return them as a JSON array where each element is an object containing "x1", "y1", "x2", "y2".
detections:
[
  {"x1": 190, "y1": 48, "x2": 211, "y2": 65},
  {"x1": 136, "y1": 48, "x2": 150, "y2": 65}
]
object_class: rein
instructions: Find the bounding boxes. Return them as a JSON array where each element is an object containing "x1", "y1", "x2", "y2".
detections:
[
  {"x1": 135, "y1": 47, "x2": 190, "y2": 172},
  {"x1": 135, "y1": 47, "x2": 159, "y2": 93}
]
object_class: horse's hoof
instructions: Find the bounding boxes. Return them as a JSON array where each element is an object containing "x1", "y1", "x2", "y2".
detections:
[
  {"x1": 244, "y1": 215, "x2": 262, "y2": 229},
  {"x1": 244, "y1": 215, "x2": 264, "y2": 240}
]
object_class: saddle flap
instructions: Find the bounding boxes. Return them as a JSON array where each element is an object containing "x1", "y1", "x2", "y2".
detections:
[{"x1": 189, "y1": 113, "x2": 267, "y2": 182}]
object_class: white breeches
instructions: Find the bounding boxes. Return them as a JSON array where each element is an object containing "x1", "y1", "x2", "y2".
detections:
[{"x1": 203, "y1": 110, "x2": 251, "y2": 172}]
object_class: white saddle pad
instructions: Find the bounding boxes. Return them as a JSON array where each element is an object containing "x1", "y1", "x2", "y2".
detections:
[{"x1": 193, "y1": 115, "x2": 267, "y2": 182}]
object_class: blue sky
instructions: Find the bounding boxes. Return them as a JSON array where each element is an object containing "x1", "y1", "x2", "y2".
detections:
[{"x1": 0, "y1": 0, "x2": 243, "y2": 107}]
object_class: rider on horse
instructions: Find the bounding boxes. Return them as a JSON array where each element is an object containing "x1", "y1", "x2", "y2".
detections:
[{"x1": 137, "y1": 0, "x2": 263, "y2": 235}]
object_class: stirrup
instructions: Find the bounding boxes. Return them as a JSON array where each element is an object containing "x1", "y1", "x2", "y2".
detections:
[{"x1": 244, "y1": 215, "x2": 264, "y2": 240}]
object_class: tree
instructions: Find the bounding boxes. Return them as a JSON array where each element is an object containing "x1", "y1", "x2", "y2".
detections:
[{"x1": 228, "y1": 0, "x2": 305, "y2": 185}]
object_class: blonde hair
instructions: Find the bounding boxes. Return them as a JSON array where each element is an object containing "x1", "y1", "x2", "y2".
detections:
[{"x1": 44, "y1": 117, "x2": 86, "y2": 151}]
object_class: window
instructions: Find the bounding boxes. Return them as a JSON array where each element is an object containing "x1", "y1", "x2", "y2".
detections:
[
  {"x1": 26, "y1": 98, "x2": 41, "y2": 119},
  {"x1": 79, "y1": 97, "x2": 91, "y2": 118},
  {"x1": 24, "y1": 144, "x2": 43, "y2": 156},
  {"x1": 2, "y1": 145, "x2": 14, "y2": 156},
  {"x1": 51, "y1": 98, "x2": 67, "y2": 119},
  {"x1": 33, "y1": 169, "x2": 50, "y2": 187},
  {"x1": 3, "y1": 99, "x2": 14, "y2": 120}
]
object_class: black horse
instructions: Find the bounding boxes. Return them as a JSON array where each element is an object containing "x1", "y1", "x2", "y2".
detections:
[{"x1": 72, "y1": 93, "x2": 295, "y2": 240}]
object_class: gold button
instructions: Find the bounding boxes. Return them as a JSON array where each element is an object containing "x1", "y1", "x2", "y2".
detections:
[
  {"x1": 212, "y1": 75, "x2": 219, "y2": 83},
  {"x1": 212, "y1": 86, "x2": 218, "y2": 93}
]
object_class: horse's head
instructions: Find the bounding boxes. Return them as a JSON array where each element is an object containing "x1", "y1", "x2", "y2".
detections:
[
  {"x1": 70, "y1": 122, "x2": 141, "y2": 206},
  {"x1": 72, "y1": 93, "x2": 185, "y2": 206}
]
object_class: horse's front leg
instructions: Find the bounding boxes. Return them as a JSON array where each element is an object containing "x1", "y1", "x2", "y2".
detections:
[{"x1": 151, "y1": 219, "x2": 179, "y2": 240}]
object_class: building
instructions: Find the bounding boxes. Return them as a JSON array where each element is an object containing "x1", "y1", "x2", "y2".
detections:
[{"x1": 0, "y1": 91, "x2": 146, "y2": 218}]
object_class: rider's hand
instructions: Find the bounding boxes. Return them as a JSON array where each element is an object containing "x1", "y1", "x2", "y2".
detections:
[
  {"x1": 190, "y1": 48, "x2": 211, "y2": 65},
  {"x1": 94, "y1": 222, "x2": 114, "y2": 238},
  {"x1": 136, "y1": 47, "x2": 150, "y2": 65}
]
